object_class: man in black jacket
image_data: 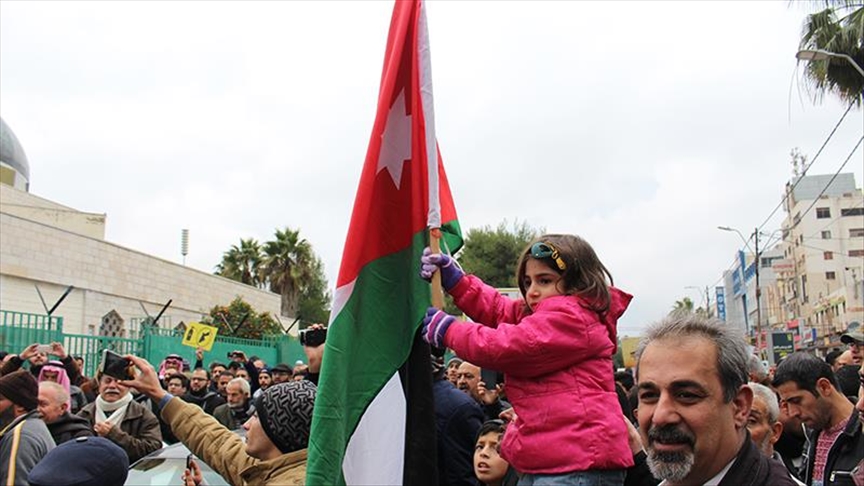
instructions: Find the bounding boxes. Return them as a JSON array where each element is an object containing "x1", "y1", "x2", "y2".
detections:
[
  {"x1": 773, "y1": 352, "x2": 863, "y2": 486},
  {"x1": 432, "y1": 352, "x2": 483, "y2": 486},
  {"x1": 182, "y1": 368, "x2": 224, "y2": 416},
  {"x1": 37, "y1": 382, "x2": 93, "y2": 445},
  {"x1": 627, "y1": 313, "x2": 797, "y2": 486}
]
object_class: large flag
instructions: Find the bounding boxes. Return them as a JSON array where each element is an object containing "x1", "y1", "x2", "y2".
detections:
[{"x1": 306, "y1": 1, "x2": 462, "y2": 485}]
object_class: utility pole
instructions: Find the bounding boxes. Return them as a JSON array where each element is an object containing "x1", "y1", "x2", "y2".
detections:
[{"x1": 754, "y1": 227, "x2": 763, "y2": 359}]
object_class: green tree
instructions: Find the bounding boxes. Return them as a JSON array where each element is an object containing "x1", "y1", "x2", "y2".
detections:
[
  {"x1": 798, "y1": 1, "x2": 864, "y2": 104},
  {"x1": 215, "y1": 238, "x2": 264, "y2": 287},
  {"x1": 458, "y1": 220, "x2": 543, "y2": 288},
  {"x1": 262, "y1": 227, "x2": 316, "y2": 319},
  {"x1": 203, "y1": 296, "x2": 281, "y2": 340},
  {"x1": 296, "y1": 255, "x2": 331, "y2": 325},
  {"x1": 671, "y1": 297, "x2": 695, "y2": 314}
]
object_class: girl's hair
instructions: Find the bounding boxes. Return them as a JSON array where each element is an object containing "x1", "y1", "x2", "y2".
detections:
[{"x1": 516, "y1": 234, "x2": 613, "y2": 313}]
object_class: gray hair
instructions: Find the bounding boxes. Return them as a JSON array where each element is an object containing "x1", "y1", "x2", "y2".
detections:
[
  {"x1": 39, "y1": 381, "x2": 69, "y2": 404},
  {"x1": 229, "y1": 377, "x2": 251, "y2": 396},
  {"x1": 748, "y1": 354, "x2": 767, "y2": 382},
  {"x1": 749, "y1": 382, "x2": 780, "y2": 424},
  {"x1": 635, "y1": 312, "x2": 749, "y2": 403}
]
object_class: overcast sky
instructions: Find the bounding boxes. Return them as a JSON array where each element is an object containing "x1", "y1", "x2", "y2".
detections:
[{"x1": 2, "y1": 1, "x2": 862, "y2": 336}]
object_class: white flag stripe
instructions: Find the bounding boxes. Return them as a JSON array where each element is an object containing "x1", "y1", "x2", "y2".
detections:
[
  {"x1": 419, "y1": 2, "x2": 440, "y2": 229},
  {"x1": 343, "y1": 371, "x2": 407, "y2": 485}
]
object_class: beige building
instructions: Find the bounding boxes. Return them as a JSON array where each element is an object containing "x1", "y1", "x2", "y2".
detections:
[
  {"x1": 778, "y1": 173, "x2": 864, "y2": 348},
  {"x1": 0, "y1": 117, "x2": 282, "y2": 338}
]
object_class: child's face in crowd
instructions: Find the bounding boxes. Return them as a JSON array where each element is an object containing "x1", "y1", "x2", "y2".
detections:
[
  {"x1": 522, "y1": 259, "x2": 563, "y2": 311},
  {"x1": 474, "y1": 431, "x2": 508, "y2": 486}
]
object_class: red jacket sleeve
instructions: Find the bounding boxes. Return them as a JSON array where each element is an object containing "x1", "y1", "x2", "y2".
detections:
[{"x1": 449, "y1": 275, "x2": 526, "y2": 328}]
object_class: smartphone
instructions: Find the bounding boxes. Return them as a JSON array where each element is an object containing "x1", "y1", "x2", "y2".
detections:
[
  {"x1": 186, "y1": 453, "x2": 194, "y2": 470},
  {"x1": 101, "y1": 349, "x2": 135, "y2": 381},
  {"x1": 480, "y1": 368, "x2": 504, "y2": 387},
  {"x1": 35, "y1": 344, "x2": 52, "y2": 354},
  {"x1": 300, "y1": 328, "x2": 327, "y2": 347}
]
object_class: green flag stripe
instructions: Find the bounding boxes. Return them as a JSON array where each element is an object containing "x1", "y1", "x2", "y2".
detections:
[{"x1": 307, "y1": 230, "x2": 432, "y2": 485}]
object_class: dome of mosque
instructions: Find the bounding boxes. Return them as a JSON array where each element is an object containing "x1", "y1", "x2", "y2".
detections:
[{"x1": 0, "y1": 117, "x2": 31, "y2": 191}]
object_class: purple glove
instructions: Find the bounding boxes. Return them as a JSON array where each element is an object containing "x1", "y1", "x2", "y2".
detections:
[
  {"x1": 419, "y1": 247, "x2": 464, "y2": 290},
  {"x1": 422, "y1": 307, "x2": 456, "y2": 348}
]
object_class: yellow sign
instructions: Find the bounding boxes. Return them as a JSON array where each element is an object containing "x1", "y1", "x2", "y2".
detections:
[
  {"x1": 182, "y1": 322, "x2": 219, "y2": 351},
  {"x1": 620, "y1": 337, "x2": 642, "y2": 369}
]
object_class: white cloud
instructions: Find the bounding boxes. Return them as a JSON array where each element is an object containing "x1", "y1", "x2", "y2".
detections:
[{"x1": 1, "y1": 1, "x2": 861, "y2": 335}]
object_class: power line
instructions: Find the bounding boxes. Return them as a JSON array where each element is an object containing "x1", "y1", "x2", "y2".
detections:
[
  {"x1": 757, "y1": 99, "x2": 858, "y2": 233},
  {"x1": 789, "y1": 136, "x2": 864, "y2": 232}
]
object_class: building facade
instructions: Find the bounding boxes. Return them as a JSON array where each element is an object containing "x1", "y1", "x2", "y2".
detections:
[{"x1": 0, "y1": 118, "x2": 283, "y2": 339}]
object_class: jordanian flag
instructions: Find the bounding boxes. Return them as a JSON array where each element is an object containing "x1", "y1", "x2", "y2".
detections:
[{"x1": 306, "y1": 1, "x2": 462, "y2": 485}]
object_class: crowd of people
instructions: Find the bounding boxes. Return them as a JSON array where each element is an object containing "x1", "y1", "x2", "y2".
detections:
[{"x1": 0, "y1": 233, "x2": 862, "y2": 486}]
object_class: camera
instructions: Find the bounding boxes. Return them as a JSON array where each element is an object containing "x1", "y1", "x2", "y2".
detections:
[
  {"x1": 227, "y1": 351, "x2": 242, "y2": 359},
  {"x1": 300, "y1": 328, "x2": 327, "y2": 347},
  {"x1": 101, "y1": 349, "x2": 135, "y2": 381}
]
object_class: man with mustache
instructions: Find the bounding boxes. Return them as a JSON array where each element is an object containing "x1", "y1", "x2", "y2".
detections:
[
  {"x1": 773, "y1": 352, "x2": 863, "y2": 486},
  {"x1": 77, "y1": 369, "x2": 162, "y2": 463},
  {"x1": 632, "y1": 313, "x2": 797, "y2": 485},
  {"x1": 746, "y1": 383, "x2": 805, "y2": 485}
]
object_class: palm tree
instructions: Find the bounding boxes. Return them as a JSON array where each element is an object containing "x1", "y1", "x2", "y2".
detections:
[
  {"x1": 215, "y1": 238, "x2": 264, "y2": 287},
  {"x1": 798, "y1": 1, "x2": 864, "y2": 104},
  {"x1": 671, "y1": 297, "x2": 695, "y2": 315},
  {"x1": 262, "y1": 227, "x2": 314, "y2": 318}
]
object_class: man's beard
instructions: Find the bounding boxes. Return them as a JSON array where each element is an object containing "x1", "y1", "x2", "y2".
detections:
[{"x1": 645, "y1": 424, "x2": 696, "y2": 482}]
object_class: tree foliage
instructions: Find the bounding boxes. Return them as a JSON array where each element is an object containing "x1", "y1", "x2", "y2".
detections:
[
  {"x1": 457, "y1": 220, "x2": 543, "y2": 288},
  {"x1": 202, "y1": 297, "x2": 281, "y2": 340},
  {"x1": 215, "y1": 227, "x2": 331, "y2": 324},
  {"x1": 797, "y1": 1, "x2": 864, "y2": 105},
  {"x1": 671, "y1": 297, "x2": 695, "y2": 314}
]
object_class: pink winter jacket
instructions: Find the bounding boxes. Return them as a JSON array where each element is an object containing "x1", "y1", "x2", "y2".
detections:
[{"x1": 444, "y1": 275, "x2": 634, "y2": 474}]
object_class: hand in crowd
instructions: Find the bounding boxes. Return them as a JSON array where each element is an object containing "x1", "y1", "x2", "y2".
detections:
[
  {"x1": 19, "y1": 343, "x2": 39, "y2": 360},
  {"x1": 477, "y1": 380, "x2": 503, "y2": 406},
  {"x1": 303, "y1": 323, "x2": 326, "y2": 373},
  {"x1": 182, "y1": 457, "x2": 205, "y2": 486},
  {"x1": 118, "y1": 355, "x2": 168, "y2": 402},
  {"x1": 195, "y1": 347, "x2": 204, "y2": 362},
  {"x1": 93, "y1": 421, "x2": 115, "y2": 437},
  {"x1": 499, "y1": 407, "x2": 517, "y2": 424},
  {"x1": 50, "y1": 342, "x2": 67, "y2": 359}
]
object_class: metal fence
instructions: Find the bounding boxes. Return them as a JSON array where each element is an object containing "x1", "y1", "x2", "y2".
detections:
[{"x1": 1, "y1": 310, "x2": 305, "y2": 376}]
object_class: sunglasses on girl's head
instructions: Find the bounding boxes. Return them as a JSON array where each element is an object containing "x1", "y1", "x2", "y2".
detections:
[{"x1": 530, "y1": 242, "x2": 567, "y2": 272}]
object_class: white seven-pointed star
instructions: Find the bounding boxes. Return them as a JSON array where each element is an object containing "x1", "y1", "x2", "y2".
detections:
[{"x1": 377, "y1": 89, "x2": 412, "y2": 188}]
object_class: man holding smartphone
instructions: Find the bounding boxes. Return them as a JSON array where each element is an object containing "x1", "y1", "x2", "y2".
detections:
[{"x1": 119, "y1": 355, "x2": 315, "y2": 485}]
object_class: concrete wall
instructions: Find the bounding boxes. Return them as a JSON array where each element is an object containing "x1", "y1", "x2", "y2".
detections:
[
  {"x1": 0, "y1": 211, "x2": 281, "y2": 336},
  {"x1": 0, "y1": 185, "x2": 106, "y2": 240}
]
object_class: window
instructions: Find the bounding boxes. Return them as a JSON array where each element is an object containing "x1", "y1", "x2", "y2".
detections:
[
  {"x1": 816, "y1": 207, "x2": 831, "y2": 219},
  {"x1": 826, "y1": 271, "x2": 836, "y2": 280},
  {"x1": 801, "y1": 275, "x2": 808, "y2": 303},
  {"x1": 822, "y1": 231, "x2": 832, "y2": 239},
  {"x1": 850, "y1": 249, "x2": 864, "y2": 258},
  {"x1": 841, "y1": 207, "x2": 864, "y2": 217},
  {"x1": 824, "y1": 251, "x2": 833, "y2": 260},
  {"x1": 850, "y1": 228, "x2": 864, "y2": 238}
]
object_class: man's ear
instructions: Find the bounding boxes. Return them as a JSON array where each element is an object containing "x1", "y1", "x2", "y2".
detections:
[
  {"x1": 769, "y1": 420, "x2": 783, "y2": 445},
  {"x1": 815, "y1": 377, "x2": 835, "y2": 397},
  {"x1": 60, "y1": 401, "x2": 69, "y2": 414},
  {"x1": 733, "y1": 385, "x2": 754, "y2": 428}
]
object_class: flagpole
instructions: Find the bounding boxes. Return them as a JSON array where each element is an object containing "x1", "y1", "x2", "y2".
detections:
[{"x1": 429, "y1": 227, "x2": 444, "y2": 309}]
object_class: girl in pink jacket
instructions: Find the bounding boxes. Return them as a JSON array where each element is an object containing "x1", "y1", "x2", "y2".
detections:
[{"x1": 420, "y1": 234, "x2": 634, "y2": 486}]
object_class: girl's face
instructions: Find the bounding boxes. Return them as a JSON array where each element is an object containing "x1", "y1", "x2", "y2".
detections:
[
  {"x1": 522, "y1": 259, "x2": 563, "y2": 311},
  {"x1": 474, "y1": 431, "x2": 508, "y2": 486}
]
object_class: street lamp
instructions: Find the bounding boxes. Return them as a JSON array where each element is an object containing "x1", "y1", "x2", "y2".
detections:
[
  {"x1": 718, "y1": 226, "x2": 763, "y2": 356},
  {"x1": 796, "y1": 49, "x2": 864, "y2": 79}
]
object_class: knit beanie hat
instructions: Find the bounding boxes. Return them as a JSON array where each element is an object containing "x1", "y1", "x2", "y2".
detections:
[
  {"x1": 28, "y1": 436, "x2": 129, "y2": 486},
  {"x1": 0, "y1": 369, "x2": 38, "y2": 411},
  {"x1": 254, "y1": 380, "x2": 316, "y2": 453}
]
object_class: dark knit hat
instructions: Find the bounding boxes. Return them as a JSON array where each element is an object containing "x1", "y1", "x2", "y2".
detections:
[
  {"x1": 28, "y1": 436, "x2": 129, "y2": 486},
  {"x1": 254, "y1": 380, "x2": 316, "y2": 453},
  {"x1": 271, "y1": 363, "x2": 293, "y2": 374},
  {"x1": 0, "y1": 369, "x2": 38, "y2": 411}
]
